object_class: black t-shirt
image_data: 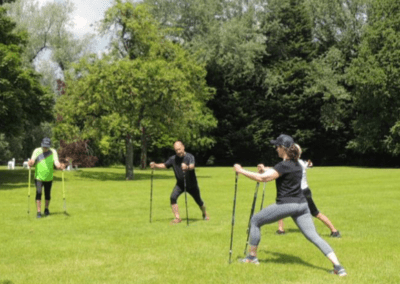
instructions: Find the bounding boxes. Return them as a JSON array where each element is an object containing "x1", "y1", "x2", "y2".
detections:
[
  {"x1": 273, "y1": 160, "x2": 306, "y2": 204},
  {"x1": 164, "y1": 152, "x2": 198, "y2": 188}
]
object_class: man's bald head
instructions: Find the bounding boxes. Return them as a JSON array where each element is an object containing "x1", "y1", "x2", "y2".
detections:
[{"x1": 174, "y1": 141, "x2": 185, "y2": 157}]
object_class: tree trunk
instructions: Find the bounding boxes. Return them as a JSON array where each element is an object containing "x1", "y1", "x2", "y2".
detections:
[
  {"x1": 140, "y1": 126, "x2": 147, "y2": 170},
  {"x1": 125, "y1": 134, "x2": 134, "y2": 180}
]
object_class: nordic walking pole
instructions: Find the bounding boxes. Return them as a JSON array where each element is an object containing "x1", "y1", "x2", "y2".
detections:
[
  {"x1": 229, "y1": 172, "x2": 239, "y2": 264},
  {"x1": 27, "y1": 167, "x2": 31, "y2": 214},
  {"x1": 244, "y1": 182, "x2": 260, "y2": 255},
  {"x1": 62, "y1": 170, "x2": 67, "y2": 213},
  {"x1": 182, "y1": 164, "x2": 189, "y2": 226},
  {"x1": 259, "y1": 182, "x2": 266, "y2": 211},
  {"x1": 150, "y1": 169, "x2": 154, "y2": 223}
]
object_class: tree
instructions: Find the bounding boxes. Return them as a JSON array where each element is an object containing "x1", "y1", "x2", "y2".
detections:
[
  {"x1": 0, "y1": 0, "x2": 14, "y2": 5},
  {"x1": 58, "y1": 140, "x2": 98, "y2": 168},
  {"x1": 201, "y1": 0, "x2": 324, "y2": 164},
  {"x1": 304, "y1": 0, "x2": 370, "y2": 57},
  {"x1": 2, "y1": 0, "x2": 96, "y2": 162},
  {"x1": 347, "y1": 0, "x2": 400, "y2": 156},
  {"x1": 5, "y1": 0, "x2": 94, "y2": 71},
  {"x1": 144, "y1": 0, "x2": 380, "y2": 165},
  {"x1": 144, "y1": 0, "x2": 274, "y2": 164},
  {"x1": 54, "y1": 3, "x2": 216, "y2": 179},
  {"x1": 0, "y1": 5, "x2": 53, "y2": 160}
]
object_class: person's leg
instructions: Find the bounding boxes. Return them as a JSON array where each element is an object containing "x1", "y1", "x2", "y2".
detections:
[
  {"x1": 291, "y1": 204, "x2": 346, "y2": 276},
  {"x1": 44, "y1": 181, "x2": 52, "y2": 216},
  {"x1": 170, "y1": 185, "x2": 183, "y2": 223},
  {"x1": 316, "y1": 213, "x2": 339, "y2": 234},
  {"x1": 243, "y1": 203, "x2": 298, "y2": 261},
  {"x1": 291, "y1": 205, "x2": 333, "y2": 255},
  {"x1": 187, "y1": 185, "x2": 209, "y2": 220},
  {"x1": 277, "y1": 219, "x2": 285, "y2": 234},
  {"x1": 305, "y1": 188, "x2": 340, "y2": 237},
  {"x1": 35, "y1": 180, "x2": 43, "y2": 218}
]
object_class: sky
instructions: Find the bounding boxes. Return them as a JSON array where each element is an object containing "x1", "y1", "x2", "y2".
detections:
[{"x1": 36, "y1": 0, "x2": 116, "y2": 54}]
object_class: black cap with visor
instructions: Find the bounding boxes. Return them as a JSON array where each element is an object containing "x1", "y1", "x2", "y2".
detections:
[
  {"x1": 41, "y1": 137, "x2": 52, "y2": 148},
  {"x1": 270, "y1": 134, "x2": 294, "y2": 148}
]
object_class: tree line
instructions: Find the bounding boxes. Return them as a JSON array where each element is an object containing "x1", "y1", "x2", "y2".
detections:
[{"x1": 1, "y1": 0, "x2": 400, "y2": 179}]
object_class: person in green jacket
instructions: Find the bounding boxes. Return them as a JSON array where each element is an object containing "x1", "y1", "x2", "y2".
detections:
[{"x1": 28, "y1": 138, "x2": 65, "y2": 218}]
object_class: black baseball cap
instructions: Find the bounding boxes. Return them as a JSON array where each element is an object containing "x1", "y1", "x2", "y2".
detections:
[
  {"x1": 270, "y1": 134, "x2": 294, "y2": 148},
  {"x1": 41, "y1": 137, "x2": 51, "y2": 148}
]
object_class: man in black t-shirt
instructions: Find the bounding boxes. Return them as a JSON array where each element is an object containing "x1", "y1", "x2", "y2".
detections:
[{"x1": 150, "y1": 141, "x2": 209, "y2": 224}]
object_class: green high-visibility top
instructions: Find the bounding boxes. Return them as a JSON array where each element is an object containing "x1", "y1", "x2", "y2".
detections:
[{"x1": 31, "y1": 147, "x2": 59, "y2": 181}]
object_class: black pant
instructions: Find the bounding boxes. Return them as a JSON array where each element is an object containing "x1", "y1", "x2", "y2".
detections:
[
  {"x1": 303, "y1": 188, "x2": 320, "y2": 217},
  {"x1": 170, "y1": 184, "x2": 204, "y2": 207},
  {"x1": 35, "y1": 180, "x2": 52, "y2": 201}
]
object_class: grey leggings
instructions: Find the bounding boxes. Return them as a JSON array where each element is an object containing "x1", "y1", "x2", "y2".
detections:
[{"x1": 250, "y1": 202, "x2": 333, "y2": 255}]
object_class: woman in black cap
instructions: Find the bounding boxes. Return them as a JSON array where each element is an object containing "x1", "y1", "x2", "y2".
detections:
[{"x1": 233, "y1": 134, "x2": 346, "y2": 277}]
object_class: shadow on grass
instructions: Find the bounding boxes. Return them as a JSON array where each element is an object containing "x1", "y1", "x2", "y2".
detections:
[
  {"x1": 48, "y1": 211, "x2": 71, "y2": 217},
  {"x1": 29, "y1": 211, "x2": 71, "y2": 218},
  {"x1": 0, "y1": 169, "x2": 211, "y2": 188},
  {"x1": 285, "y1": 228, "x2": 301, "y2": 234},
  {"x1": 0, "y1": 169, "x2": 63, "y2": 190},
  {"x1": 76, "y1": 170, "x2": 211, "y2": 181},
  {"x1": 75, "y1": 170, "x2": 178, "y2": 181},
  {"x1": 0, "y1": 280, "x2": 14, "y2": 284},
  {"x1": 273, "y1": 228, "x2": 334, "y2": 238},
  {"x1": 150, "y1": 217, "x2": 205, "y2": 224},
  {"x1": 0, "y1": 169, "x2": 34, "y2": 190},
  {"x1": 255, "y1": 251, "x2": 331, "y2": 273}
]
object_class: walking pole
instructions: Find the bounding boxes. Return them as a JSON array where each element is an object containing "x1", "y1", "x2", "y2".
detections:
[
  {"x1": 150, "y1": 169, "x2": 154, "y2": 223},
  {"x1": 229, "y1": 172, "x2": 239, "y2": 264},
  {"x1": 259, "y1": 182, "x2": 266, "y2": 211},
  {"x1": 62, "y1": 170, "x2": 67, "y2": 213},
  {"x1": 183, "y1": 166, "x2": 189, "y2": 226},
  {"x1": 27, "y1": 167, "x2": 31, "y2": 214},
  {"x1": 244, "y1": 182, "x2": 260, "y2": 255}
]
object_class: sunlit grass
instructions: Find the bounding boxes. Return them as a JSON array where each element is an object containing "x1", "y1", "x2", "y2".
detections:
[{"x1": 1, "y1": 165, "x2": 399, "y2": 283}]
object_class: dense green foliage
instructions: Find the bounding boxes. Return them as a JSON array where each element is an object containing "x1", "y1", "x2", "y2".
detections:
[
  {"x1": 347, "y1": 0, "x2": 400, "y2": 155},
  {"x1": 0, "y1": 5, "x2": 53, "y2": 161},
  {"x1": 1, "y1": 0, "x2": 93, "y2": 162},
  {"x1": 54, "y1": 2, "x2": 216, "y2": 178},
  {"x1": 5, "y1": 0, "x2": 94, "y2": 71},
  {"x1": 3, "y1": 0, "x2": 400, "y2": 167},
  {"x1": 142, "y1": 0, "x2": 400, "y2": 166}
]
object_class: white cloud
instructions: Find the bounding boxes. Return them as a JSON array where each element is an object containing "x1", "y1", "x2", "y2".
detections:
[
  {"x1": 72, "y1": 15, "x2": 90, "y2": 35},
  {"x1": 33, "y1": 0, "x2": 114, "y2": 52}
]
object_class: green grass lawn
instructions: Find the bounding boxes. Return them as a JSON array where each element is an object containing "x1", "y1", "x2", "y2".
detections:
[{"x1": 1, "y1": 165, "x2": 399, "y2": 284}]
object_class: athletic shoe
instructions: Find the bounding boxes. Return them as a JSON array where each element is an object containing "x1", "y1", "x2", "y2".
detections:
[
  {"x1": 170, "y1": 218, "x2": 182, "y2": 224},
  {"x1": 276, "y1": 230, "x2": 285, "y2": 235},
  {"x1": 36, "y1": 212, "x2": 42, "y2": 219},
  {"x1": 203, "y1": 213, "x2": 210, "y2": 221},
  {"x1": 332, "y1": 265, "x2": 347, "y2": 277},
  {"x1": 330, "y1": 231, "x2": 341, "y2": 238},
  {"x1": 239, "y1": 255, "x2": 260, "y2": 265},
  {"x1": 44, "y1": 208, "x2": 50, "y2": 216}
]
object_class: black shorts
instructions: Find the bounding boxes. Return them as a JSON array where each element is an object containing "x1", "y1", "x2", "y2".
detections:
[
  {"x1": 35, "y1": 179, "x2": 53, "y2": 201},
  {"x1": 170, "y1": 184, "x2": 204, "y2": 207},
  {"x1": 303, "y1": 188, "x2": 320, "y2": 217}
]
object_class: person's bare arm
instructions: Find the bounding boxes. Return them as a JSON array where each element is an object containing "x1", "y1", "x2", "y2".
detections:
[
  {"x1": 55, "y1": 161, "x2": 66, "y2": 170},
  {"x1": 234, "y1": 164, "x2": 280, "y2": 182},
  {"x1": 150, "y1": 162, "x2": 167, "y2": 169},
  {"x1": 28, "y1": 159, "x2": 35, "y2": 167}
]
